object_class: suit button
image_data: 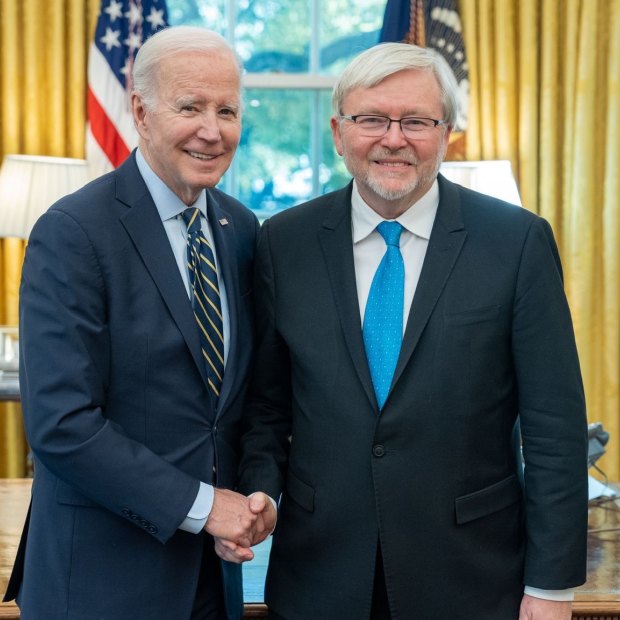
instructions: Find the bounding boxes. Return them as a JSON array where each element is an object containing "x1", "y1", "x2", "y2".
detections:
[{"x1": 372, "y1": 445, "x2": 385, "y2": 457}]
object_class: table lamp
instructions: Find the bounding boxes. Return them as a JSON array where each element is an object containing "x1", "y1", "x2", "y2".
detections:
[
  {"x1": 0, "y1": 154, "x2": 90, "y2": 239},
  {"x1": 440, "y1": 160, "x2": 522, "y2": 206}
]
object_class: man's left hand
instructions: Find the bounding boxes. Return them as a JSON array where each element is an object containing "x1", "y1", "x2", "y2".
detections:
[
  {"x1": 248, "y1": 491, "x2": 277, "y2": 545},
  {"x1": 214, "y1": 537, "x2": 255, "y2": 563},
  {"x1": 519, "y1": 594, "x2": 572, "y2": 620}
]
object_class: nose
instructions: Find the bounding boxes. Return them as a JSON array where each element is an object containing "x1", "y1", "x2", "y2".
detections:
[
  {"x1": 380, "y1": 119, "x2": 408, "y2": 148},
  {"x1": 196, "y1": 110, "x2": 222, "y2": 142}
]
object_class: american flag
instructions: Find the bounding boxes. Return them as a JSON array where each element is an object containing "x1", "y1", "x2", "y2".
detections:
[
  {"x1": 379, "y1": 0, "x2": 469, "y2": 131},
  {"x1": 86, "y1": 0, "x2": 168, "y2": 177}
]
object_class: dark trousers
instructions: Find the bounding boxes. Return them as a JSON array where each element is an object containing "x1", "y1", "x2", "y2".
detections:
[
  {"x1": 268, "y1": 544, "x2": 391, "y2": 620},
  {"x1": 191, "y1": 535, "x2": 226, "y2": 620},
  {"x1": 370, "y1": 544, "x2": 391, "y2": 620}
]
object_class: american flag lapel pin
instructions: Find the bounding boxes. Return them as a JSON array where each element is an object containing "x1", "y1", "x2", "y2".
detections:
[{"x1": 219, "y1": 218, "x2": 229, "y2": 226}]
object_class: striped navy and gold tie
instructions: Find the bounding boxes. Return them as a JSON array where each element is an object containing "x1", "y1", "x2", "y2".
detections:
[{"x1": 181, "y1": 207, "x2": 224, "y2": 400}]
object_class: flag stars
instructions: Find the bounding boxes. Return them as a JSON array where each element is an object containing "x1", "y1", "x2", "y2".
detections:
[
  {"x1": 124, "y1": 31, "x2": 143, "y2": 52},
  {"x1": 119, "y1": 58, "x2": 133, "y2": 76},
  {"x1": 100, "y1": 27, "x2": 121, "y2": 51},
  {"x1": 125, "y1": 2, "x2": 143, "y2": 26},
  {"x1": 104, "y1": 0, "x2": 123, "y2": 22},
  {"x1": 146, "y1": 7, "x2": 166, "y2": 29}
]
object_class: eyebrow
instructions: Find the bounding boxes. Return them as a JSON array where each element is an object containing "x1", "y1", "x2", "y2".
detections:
[
  {"x1": 175, "y1": 95, "x2": 202, "y2": 107},
  {"x1": 174, "y1": 96, "x2": 240, "y2": 110},
  {"x1": 356, "y1": 109, "x2": 434, "y2": 117}
]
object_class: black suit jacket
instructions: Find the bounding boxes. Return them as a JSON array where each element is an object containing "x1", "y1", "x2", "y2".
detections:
[
  {"x1": 239, "y1": 176, "x2": 588, "y2": 619},
  {"x1": 4, "y1": 152, "x2": 259, "y2": 619}
]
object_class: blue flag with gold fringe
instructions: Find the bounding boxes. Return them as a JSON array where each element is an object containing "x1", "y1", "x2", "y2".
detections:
[{"x1": 379, "y1": 0, "x2": 469, "y2": 132}]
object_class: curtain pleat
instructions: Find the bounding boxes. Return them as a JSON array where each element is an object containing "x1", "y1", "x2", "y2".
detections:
[
  {"x1": 601, "y1": 3, "x2": 620, "y2": 483},
  {"x1": 516, "y1": 0, "x2": 539, "y2": 214},
  {"x1": 461, "y1": 0, "x2": 620, "y2": 478}
]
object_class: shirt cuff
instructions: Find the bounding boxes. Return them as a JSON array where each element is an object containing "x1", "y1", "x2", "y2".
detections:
[
  {"x1": 524, "y1": 586, "x2": 576, "y2": 602},
  {"x1": 178, "y1": 481, "x2": 214, "y2": 534}
]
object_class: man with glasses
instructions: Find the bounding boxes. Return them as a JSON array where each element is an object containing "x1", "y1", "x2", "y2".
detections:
[{"x1": 226, "y1": 43, "x2": 588, "y2": 619}]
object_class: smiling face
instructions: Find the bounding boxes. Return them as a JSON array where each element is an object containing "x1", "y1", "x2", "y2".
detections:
[
  {"x1": 331, "y1": 68, "x2": 451, "y2": 219},
  {"x1": 132, "y1": 50, "x2": 241, "y2": 205}
]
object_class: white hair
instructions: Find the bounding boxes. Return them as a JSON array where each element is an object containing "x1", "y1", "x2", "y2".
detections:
[
  {"x1": 132, "y1": 26, "x2": 242, "y2": 110},
  {"x1": 332, "y1": 42, "x2": 459, "y2": 127}
]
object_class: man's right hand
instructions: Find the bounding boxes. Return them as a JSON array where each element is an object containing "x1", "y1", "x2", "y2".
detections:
[
  {"x1": 212, "y1": 491, "x2": 278, "y2": 564},
  {"x1": 203, "y1": 488, "x2": 259, "y2": 548}
]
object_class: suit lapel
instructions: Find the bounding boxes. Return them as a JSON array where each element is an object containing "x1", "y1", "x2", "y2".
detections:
[
  {"x1": 116, "y1": 154, "x2": 210, "y2": 389},
  {"x1": 205, "y1": 191, "x2": 240, "y2": 415},
  {"x1": 318, "y1": 184, "x2": 377, "y2": 410},
  {"x1": 392, "y1": 175, "x2": 467, "y2": 387}
]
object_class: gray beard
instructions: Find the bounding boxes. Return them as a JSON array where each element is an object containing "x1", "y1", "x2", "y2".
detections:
[
  {"x1": 343, "y1": 146, "x2": 446, "y2": 203},
  {"x1": 359, "y1": 163, "x2": 441, "y2": 202}
]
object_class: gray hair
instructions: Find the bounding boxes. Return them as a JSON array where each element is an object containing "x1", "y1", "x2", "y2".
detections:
[
  {"x1": 332, "y1": 42, "x2": 459, "y2": 127},
  {"x1": 132, "y1": 26, "x2": 242, "y2": 111}
]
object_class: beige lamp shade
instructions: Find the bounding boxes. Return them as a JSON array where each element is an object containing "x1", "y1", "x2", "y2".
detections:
[
  {"x1": 0, "y1": 154, "x2": 90, "y2": 239},
  {"x1": 440, "y1": 160, "x2": 522, "y2": 206}
]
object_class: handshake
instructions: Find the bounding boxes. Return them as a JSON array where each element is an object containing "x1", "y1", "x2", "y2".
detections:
[{"x1": 204, "y1": 488, "x2": 276, "y2": 564}]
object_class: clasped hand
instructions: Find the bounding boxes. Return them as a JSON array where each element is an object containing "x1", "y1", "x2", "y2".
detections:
[{"x1": 204, "y1": 489, "x2": 276, "y2": 563}]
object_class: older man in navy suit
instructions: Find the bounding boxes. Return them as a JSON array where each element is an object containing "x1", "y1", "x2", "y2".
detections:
[
  {"x1": 3, "y1": 26, "x2": 275, "y2": 620},
  {"x1": 225, "y1": 43, "x2": 588, "y2": 620}
]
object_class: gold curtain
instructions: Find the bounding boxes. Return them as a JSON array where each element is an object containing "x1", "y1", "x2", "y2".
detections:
[
  {"x1": 0, "y1": 0, "x2": 100, "y2": 476},
  {"x1": 461, "y1": 0, "x2": 620, "y2": 478}
]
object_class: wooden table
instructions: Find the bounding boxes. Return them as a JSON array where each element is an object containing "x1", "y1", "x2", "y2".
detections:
[
  {"x1": 1, "y1": 479, "x2": 619, "y2": 619},
  {"x1": 573, "y1": 492, "x2": 620, "y2": 620},
  {"x1": 0, "y1": 480, "x2": 26, "y2": 618}
]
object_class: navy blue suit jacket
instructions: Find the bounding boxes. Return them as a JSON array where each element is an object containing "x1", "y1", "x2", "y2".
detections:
[
  {"x1": 239, "y1": 176, "x2": 588, "y2": 619},
  {"x1": 4, "y1": 152, "x2": 259, "y2": 619}
]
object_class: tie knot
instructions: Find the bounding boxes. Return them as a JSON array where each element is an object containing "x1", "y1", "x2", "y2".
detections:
[
  {"x1": 181, "y1": 207, "x2": 202, "y2": 234},
  {"x1": 377, "y1": 221, "x2": 403, "y2": 247}
]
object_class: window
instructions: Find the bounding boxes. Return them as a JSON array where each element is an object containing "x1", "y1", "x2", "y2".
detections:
[{"x1": 167, "y1": 0, "x2": 385, "y2": 218}]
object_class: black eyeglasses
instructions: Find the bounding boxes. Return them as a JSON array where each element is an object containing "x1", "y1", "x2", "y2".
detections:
[{"x1": 339, "y1": 114, "x2": 447, "y2": 139}]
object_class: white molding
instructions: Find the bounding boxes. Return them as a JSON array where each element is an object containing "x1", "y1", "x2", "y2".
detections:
[{"x1": 242, "y1": 73, "x2": 337, "y2": 90}]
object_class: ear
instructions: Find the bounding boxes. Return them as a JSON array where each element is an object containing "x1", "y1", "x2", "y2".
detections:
[
  {"x1": 330, "y1": 116, "x2": 344, "y2": 156},
  {"x1": 131, "y1": 93, "x2": 149, "y2": 138},
  {"x1": 441, "y1": 124, "x2": 453, "y2": 153}
]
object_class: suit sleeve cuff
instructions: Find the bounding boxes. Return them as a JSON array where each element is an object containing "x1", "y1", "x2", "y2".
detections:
[
  {"x1": 524, "y1": 586, "x2": 575, "y2": 601},
  {"x1": 178, "y1": 482, "x2": 214, "y2": 534}
]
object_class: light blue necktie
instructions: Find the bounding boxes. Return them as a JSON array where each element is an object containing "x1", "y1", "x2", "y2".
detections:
[{"x1": 363, "y1": 221, "x2": 404, "y2": 410}]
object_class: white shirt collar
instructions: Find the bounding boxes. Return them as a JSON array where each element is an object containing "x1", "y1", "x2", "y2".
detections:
[
  {"x1": 135, "y1": 148, "x2": 207, "y2": 222},
  {"x1": 351, "y1": 179, "x2": 439, "y2": 243}
]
